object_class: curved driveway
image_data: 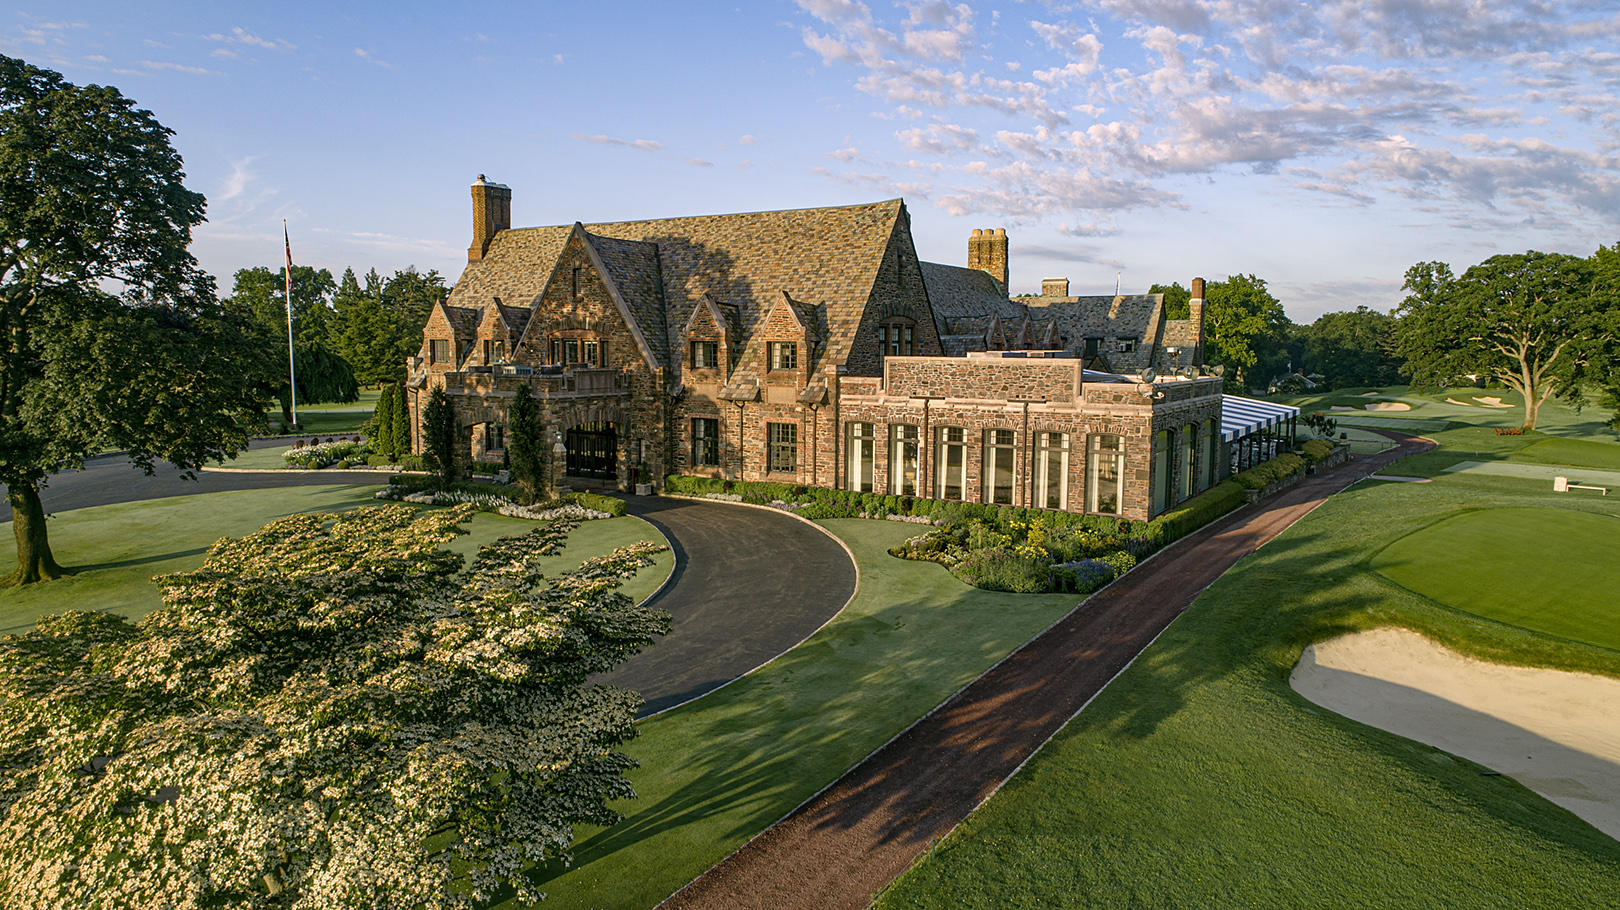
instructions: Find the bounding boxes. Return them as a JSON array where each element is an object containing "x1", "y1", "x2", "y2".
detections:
[{"x1": 0, "y1": 442, "x2": 858, "y2": 717}]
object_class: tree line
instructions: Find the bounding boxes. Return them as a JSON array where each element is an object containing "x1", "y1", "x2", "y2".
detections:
[
  {"x1": 1152, "y1": 248, "x2": 1620, "y2": 431},
  {"x1": 224, "y1": 263, "x2": 446, "y2": 426}
]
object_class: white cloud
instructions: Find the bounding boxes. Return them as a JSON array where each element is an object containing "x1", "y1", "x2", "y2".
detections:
[
  {"x1": 686, "y1": 157, "x2": 716, "y2": 168},
  {"x1": 354, "y1": 48, "x2": 391, "y2": 68},
  {"x1": 572, "y1": 133, "x2": 663, "y2": 152},
  {"x1": 203, "y1": 26, "x2": 295, "y2": 52},
  {"x1": 829, "y1": 146, "x2": 862, "y2": 161},
  {"x1": 140, "y1": 60, "x2": 215, "y2": 75},
  {"x1": 219, "y1": 157, "x2": 256, "y2": 201},
  {"x1": 739, "y1": 134, "x2": 757, "y2": 145}
]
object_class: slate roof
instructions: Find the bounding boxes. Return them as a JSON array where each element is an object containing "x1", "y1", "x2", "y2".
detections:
[
  {"x1": 919, "y1": 261, "x2": 1027, "y2": 337},
  {"x1": 441, "y1": 303, "x2": 481, "y2": 336},
  {"x1": 581, "y1": 229, "x2": 668, "y2": 369},
  {"x1": 448, "y1": 199, "x2": 905, "y2": 375},
  {"x1": 495, "y1": 302, "x2": 532, "y2": 338}
]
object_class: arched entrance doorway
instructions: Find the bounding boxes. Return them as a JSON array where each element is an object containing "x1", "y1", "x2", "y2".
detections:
[{"x1": 565, "y1": 421, "x2": 617, "y2": 480}]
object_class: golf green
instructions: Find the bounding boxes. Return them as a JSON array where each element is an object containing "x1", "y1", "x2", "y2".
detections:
[{"x1": 1371, "y1": 507, "x2": 1620, "y2": 651}]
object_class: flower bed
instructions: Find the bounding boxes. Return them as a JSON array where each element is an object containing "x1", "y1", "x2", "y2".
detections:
[
  {"x1": 282, "y1": 438, "x2": 371, "y2": 469},
  {"x1": 374, "y1": 485, "x2": 615, "y2": 521}
]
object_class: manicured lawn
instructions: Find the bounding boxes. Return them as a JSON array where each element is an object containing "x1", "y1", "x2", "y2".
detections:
[
  {"x1": 1518, "y1": 436, "x2": 1620, "y2": 471},
  {"x1": 1371, "y1": 507, "x2": 1620, "y2": 652},
  {"x1": 511, "y1": 518, "x2": 1080, "y2": 910},
  {"x1": 1277, "y1": 385, "x2": 1619, "y2": 441},
  {"x1": 0, "y1": 488, "x2": 670, "y2": 635},
  {"x1": 874, "y1": 428, "x2": 1620, "y2": 909}
]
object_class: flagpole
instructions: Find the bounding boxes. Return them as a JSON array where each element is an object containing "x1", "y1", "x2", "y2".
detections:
[{"x1": 283, "y1": 219, "x2": 298, "y2": 427}]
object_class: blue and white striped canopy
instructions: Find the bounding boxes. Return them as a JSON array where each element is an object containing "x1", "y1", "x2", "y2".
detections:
[{"x1": 1221, "y1": 395, "x2": 1300, "y2": 442}]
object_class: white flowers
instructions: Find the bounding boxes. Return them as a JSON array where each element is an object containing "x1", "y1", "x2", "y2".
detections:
[
  {"x1": 372, "y1": 486, "x2": 612, "y2": 522},
  {"x1": 283, "y1": 440, "x2": 372, "y2": 469},
  {"x1": 0, "y1": 505, "x2": 668, "y2": 909}
]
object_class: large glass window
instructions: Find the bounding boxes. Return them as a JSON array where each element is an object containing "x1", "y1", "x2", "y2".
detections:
[
  {"x1": 1036, "y1": 432, "x2": 1069, "y2": 510},
  {"x1": 1204, "y1": 417, "x2": 1220, "y2": 490},
  {"x1": 767, "y1": 422, "x2": 798, "y2": 474},
  {"x1": 983, "y1": 429, "x2": 1015, "y2": 505},
  {"x1": 691, "y1": 340, "x2": 718, "y2": 369},
  {"x1": 1087, "y1": 434, "x2": 1125, "y2": 515},
  {"x1": 769, "y1": 341, "x2": 798, "y2": 371},
  {"x1": 880, "y1": 319, "x2": 915, "y2": 356},
  {"x1": 846, "y1": 422, "x2": 875, "y2": 492},
  {"x1": 936, "y1": 427, "x2": 967, "y2": 500},
  {"x1": 691, "y1": 417, "x2": 719, "y2": 467},
  {"x1": 891, "y1": 424, "x2": 920, "y2": 495},
  {"x1": 1151, "y1": 430, "x2": 1171, "y2": 515},
  {"x1": 1179, "y1": 424, "x2": 1196, "y2": 502}
]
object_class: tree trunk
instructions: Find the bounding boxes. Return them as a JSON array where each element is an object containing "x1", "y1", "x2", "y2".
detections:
[
  {"x1": 5, "y1": 482, "x2": 66, "y2": 586},
  {"x1": 278, "y1": 393, "x2": 294, "y2": 428}
]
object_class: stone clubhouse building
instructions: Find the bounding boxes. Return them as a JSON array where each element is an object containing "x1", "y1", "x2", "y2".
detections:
[{"x1": 408, "y1": 176, "x2": 1244, "y2": 521}]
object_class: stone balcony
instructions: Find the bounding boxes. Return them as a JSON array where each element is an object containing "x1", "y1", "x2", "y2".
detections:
[{"x1": 440, "y1": 365, "x2": 631, "y2": 400}]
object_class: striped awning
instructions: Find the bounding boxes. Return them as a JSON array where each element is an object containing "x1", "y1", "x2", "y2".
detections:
[{"x1": 1222, "y1": 395, "x2": 1300, "y2": 442}]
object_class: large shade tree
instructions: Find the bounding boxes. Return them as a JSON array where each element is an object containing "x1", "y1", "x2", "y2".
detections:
[
  {"x1": 0, "y1": 56, "x2": 265, "y2": 584},
  {"x1": 1151, "y1": 275, "x2": 1289, "y2": 389},
  {"x1": 0, "y1": 505, "x2": 670, "y2": 907},
  {"x1": 1396, "y1": 252, "x2": 1607, "y2": 429},
  {"x1": 335, "y1": 266, "x2": 448, "y2": 386},
  {"x1": 1303, "y1": 307, "x2": 1405, "y2": 389}
]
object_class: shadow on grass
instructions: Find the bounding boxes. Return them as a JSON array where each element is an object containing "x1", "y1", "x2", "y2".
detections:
[{"x1": 75, "y1": 547, "x2": 209, "y2": 572}]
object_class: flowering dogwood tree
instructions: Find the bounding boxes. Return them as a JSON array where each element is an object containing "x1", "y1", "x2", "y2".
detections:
[{"x1": 0, "y1": 505, "x2": 668, "y2": 908}]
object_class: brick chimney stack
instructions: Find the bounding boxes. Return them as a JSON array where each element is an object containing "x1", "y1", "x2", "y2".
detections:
[
  {"x1": 468, "y1": 174, "x2": 512, "y2": 263},
  {"x1": 1189, "y1": 276, "x2": 1206, "y2": 364},
  {"x1": 967, "y1": 227, "x2": 1009, "y2": 293}
]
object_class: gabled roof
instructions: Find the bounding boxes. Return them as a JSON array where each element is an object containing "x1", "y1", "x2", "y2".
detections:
[
  {"x1": 579, "y1": 228, "x2": 668, "y2": 370},
  {"x1": 919, "y1": 261, "x2": 1025, "y2": 338},
  {"x1": 495, "y1": 302, "x2": 532, "y2": 338},
  {"x1": 448, "y1": 199, "x2": 905, "y2": 373},
  {"x1": 437, "y1": 300, "x2": 481, "y2": 336},
  {"x1": 683, "y1": 292, "x2": 739, "y2": 338}
]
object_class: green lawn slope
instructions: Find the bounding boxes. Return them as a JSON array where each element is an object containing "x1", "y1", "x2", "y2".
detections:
[{"x1": 875, "y1": 426, "x2": 1620, "y2": 910}]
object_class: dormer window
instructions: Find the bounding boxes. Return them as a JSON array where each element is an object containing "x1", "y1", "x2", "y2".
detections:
[
  {"x1": 482, "y1": 339, "x2": 506, "y2": 363},
  {"x1": 691, "y1": 340, "x2": 718, "y2": 370},
  {"x1": 430, "y1": 339, "x2": 450, "y2": 364},
  {"x1": 769, "y1": 341, "x2": 797, "y2": 371},
  {"x1": 879, "y1": 318, "x2": 915, "y2": 356},
  {"x1": 1118, "y1": 337, "x2": 1138, "y2": 353}
]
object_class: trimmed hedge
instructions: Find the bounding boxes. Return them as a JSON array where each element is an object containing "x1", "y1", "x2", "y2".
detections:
[
  {"x1": 565, "y1": 491, "x2": 627, "y2": 517},
  {"x1": 1301, "y1": 438, "x2": 1335, "y2": 462},
  {"x1": 1232, "y1": 453, "x2": 1307, "y2": 490}
]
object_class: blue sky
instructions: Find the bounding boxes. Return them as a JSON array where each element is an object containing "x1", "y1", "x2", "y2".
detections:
[{"x1": 7, "y1": 1, "x2": 1619, "y2": 320}]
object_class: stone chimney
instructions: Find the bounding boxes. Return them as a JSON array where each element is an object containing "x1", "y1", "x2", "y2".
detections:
[
  {"x1": 967, "y1": 227, "x2": 1009, "y2": 293},
  {"x1": 1189, "y1": 276, "x2": 1206, "y2": 364},
  {"x1": 1041, "y1": 277, "x2": 1070, "y2": 298},
  {"x1": 468, "y1": 175, "x2": 512, "y2": 263}
]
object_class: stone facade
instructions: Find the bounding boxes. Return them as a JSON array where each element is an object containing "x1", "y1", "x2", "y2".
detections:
[{"x1": 408, "y1": 180, "x2": 1230, "y2": 519}]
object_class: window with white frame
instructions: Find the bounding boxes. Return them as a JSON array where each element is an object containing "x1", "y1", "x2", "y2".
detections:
[
  {"x1": 1087, "y1": 434, "x2": 1125, "y2": 515},
  {"x1": 1036, "y1": 431, "x2": 1069, "y2": 510},
  {"x1": 691, "y1": 417, "x2": 719, "y2": 467},
  {"x1": 767, "y1": 422, "x2": 798, "y2": 473},
  {"x1": 891, "y1": 424, "x2": 920, "y2": 496},
  {"x1": 936, "y1": 426, "x2": 968, "y2": 500},
  {"x1": 983, "y1": 429, "x2": 1015, "y2": 505},
  {"x1": 846, "y1": 422, "x2": 875, "y2": 492}
]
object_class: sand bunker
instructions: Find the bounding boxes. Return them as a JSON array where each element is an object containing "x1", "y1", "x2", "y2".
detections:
[
  {"x1": 1362, "y1": 401, "x2": 1412, "y2": 411},
  {"x1": 1474, "y1": 396, "x2": 1513, "y2": 408},
  {"x1": 1445, "y1": 398, "x2": 1475, "y2": 407},
  {"x1": 1330, "y1": 405, "x2": 1357, "y2": 411},
  {"x1": 1292, "y1": 628, "x2": 1620, "y2": 840}
]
